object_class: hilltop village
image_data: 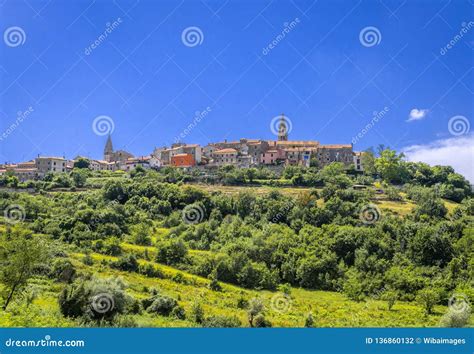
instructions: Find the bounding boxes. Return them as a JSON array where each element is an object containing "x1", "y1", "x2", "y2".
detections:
[{"x1": 1, "y1": 115, "x2": 364, "y2": 181}]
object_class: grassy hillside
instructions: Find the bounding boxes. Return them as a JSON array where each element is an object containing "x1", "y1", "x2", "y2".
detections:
[{"x1": 0, "y1": 165, "x2": 472, "y2": 328}]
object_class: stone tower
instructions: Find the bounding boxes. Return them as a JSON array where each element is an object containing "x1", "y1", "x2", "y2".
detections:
[
  {"x1": 278, "y1": 113, "x2": 288, "y2": 141},
  {"x1": 104, "y1": 134, "x2": 114, "y2": 162}
]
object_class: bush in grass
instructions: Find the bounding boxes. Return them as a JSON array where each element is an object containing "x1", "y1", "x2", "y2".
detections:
[
  {"x1": 113, "y1": 315, "x2": 138, "y2": 328},
  {"x1": 146, "y1": 295, "x2": 178, "y2": 316},
  {"x1": 138, "y1": 263, "x2": 163, "y2": 278},
  {"x1": 236, "y1": 296, "x2": 248, "y2": 309},
  {"x1": 247, "y1": 298, "x2": 264, "y2": 327},
  {"x1": 131, "y1": 223, "x2": 152, "y2": 246},
  {"x1": 59, "y1": 277, "x2": 128, "y2": 323},
  {"x1": 440, "y1": 307, "x2": 471, "y2": 327},
  {"x1": 171, "y1": 305, "x2": 186, "y2": 320},
  {"x1": 156, "y1": 239, "x2": 187, "y2": 265},
  {"x1": 343, "y1": 272, "x2": 365, "y2": 302},
  {"x1": 381, "y1": 289, "x2": 398, "y2": 311},
  {"x1": 278, "y1": 283, "x2": 292, "y2": 297},
  {"x1": 208, "y1": 276, "x2": 222, "y2": 291},
  {"x1": 190, "y1": 301, "x2": 204, "y2": 324},
  {"x1": 305, "y1": 312, "x2": 315, "y2": 327},
  {"x1": 416, "y1": 288, "x2": 440, "y2": 315},
  {"x1": 253, "y1": 314, "x2": 272, "y2": 327},
  {"x1": 82, "y1": 253, "x2": 94, "y2": 266},
  {"x1": 111, "y1": 254, "x2": 139, "y2": 272},
  {"x1": 172, "y1": 272, "x2": 187, "y2": 284},
  {"x1": 203, "y1": 315, "x2": 241, "y2": 328},
  {"x1": 50, "y1": 259, "x2": 76, "y2": 283}
]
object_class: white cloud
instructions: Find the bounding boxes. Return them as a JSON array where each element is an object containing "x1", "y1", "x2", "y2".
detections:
[
  {"x1": 402, "y1": 135, "x2": 474, "y2": 183},
  {"x1": 407, "y1": 108, "x2": 429, "y2": 122}
]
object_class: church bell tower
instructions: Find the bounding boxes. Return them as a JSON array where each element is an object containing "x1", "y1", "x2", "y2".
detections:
[{"x1": 278, "y1": 113, "x2": 288, "y2": 141}]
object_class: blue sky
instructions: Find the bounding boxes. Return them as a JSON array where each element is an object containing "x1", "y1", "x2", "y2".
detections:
[{"x1": 0, "y1": 0, "x2": 473, "y2": 178}]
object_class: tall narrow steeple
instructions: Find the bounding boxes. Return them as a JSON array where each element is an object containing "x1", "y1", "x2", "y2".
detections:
[
  {"x1": 278, "y1": 113, "x2": 288, "y2": 141},
  {"x1": 104, "y1": 134, "x2": 113, "y2": 161}
]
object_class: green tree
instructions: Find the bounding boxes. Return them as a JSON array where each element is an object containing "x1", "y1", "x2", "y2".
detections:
[
  {"x1": 416, "y1": 288, "x2": 440, "y2": 314},
  {"x1": 71, "y1": 169, "x2": 88, "y2": 187},
  {"x1": 247, "y1": 298, "x2": 264, "y2": 327},
  {"x1": 305, "y1": 312, "x2": 315, "y2": 327},
  {"x1": 0, "y1": 226, "x2": 49, "y2": 310},
  {"x1": 375, "y1": 149, "x2": 408, "y2": 183},
  {"x1": 131, "y1": 223, "x2": 152, "y2": 246},
  {"x1": 190, "y1": 301, "x2": 204, "y2": 324},
  {"x1": 73, "y1": 157, "x2": 90, "y2": 169},
  {"x1": 361, "y1": 149, "x2": 376, "y2": 175},
  {"x1": 381, "y1": 289, "x2": 398, "y2": 311}
]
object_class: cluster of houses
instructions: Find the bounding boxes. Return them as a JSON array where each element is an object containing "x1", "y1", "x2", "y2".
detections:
[{"x1": 1, "y1": 116, "x2": 365, "y2": 181}]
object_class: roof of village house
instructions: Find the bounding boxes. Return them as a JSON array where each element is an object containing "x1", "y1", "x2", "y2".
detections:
[
  {"x1": 169, "y1": 144, "x2": 199, "y2": 151},
  {"x1": 319, "y1": 144, "x2": 352, "y2": 149},
  {"x1": 270, "y1": 140, "x2": 319, "y2": 146},
  {"x1": 213, "y1": 148, "x2": 238, "y2": 154},
  {"x1": 172, "y1": 153, "x2": 192, "y2": 158},
  {"x1": 36, "y1": 156, "x2": 65, "y2": 160},
  {"x1": 126, "y1": 156, "x2": 150, "y2": 162},
  {"x1": 284, "y1": 147, "x2": 318, "y2": 152}
]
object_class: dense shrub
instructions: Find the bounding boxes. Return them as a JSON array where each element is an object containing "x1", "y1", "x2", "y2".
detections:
[{"x1": 59, "y1": 277, "x2": 128, "y2": 323}]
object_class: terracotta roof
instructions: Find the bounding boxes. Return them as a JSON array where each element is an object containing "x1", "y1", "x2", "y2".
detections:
[
  {"x1": 213, "y1": 148, "x2": 238, "y2": 154},
  {"x1": 320, "y1": 144, "x2": 352, "y2": 149}
]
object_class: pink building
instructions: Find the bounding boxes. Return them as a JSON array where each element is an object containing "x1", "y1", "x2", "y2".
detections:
[{"x1": 261, "y1": 149, "x2": 285, "y2": 165}]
